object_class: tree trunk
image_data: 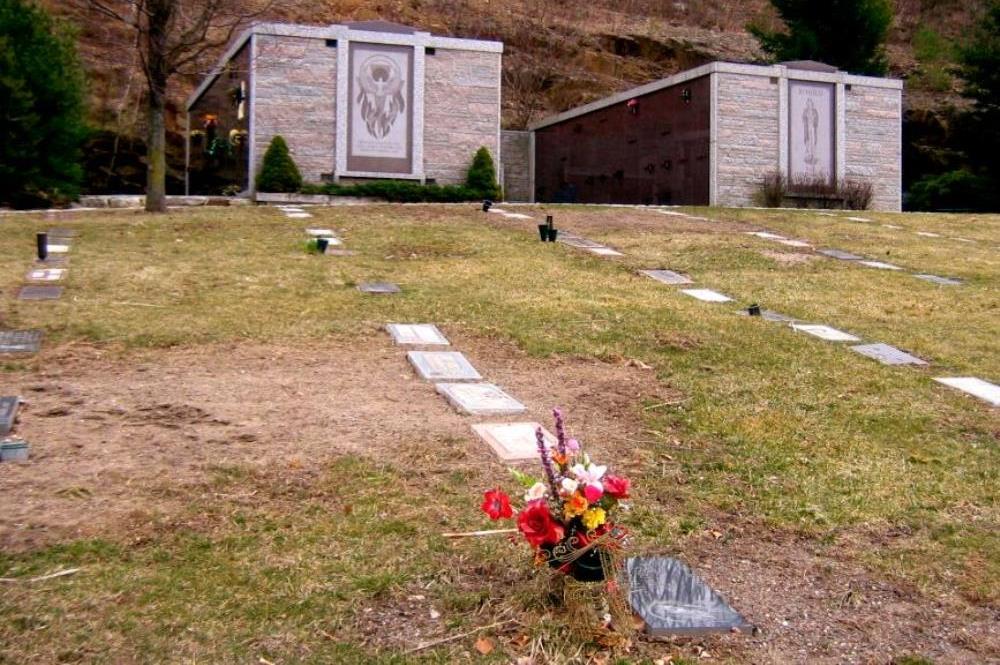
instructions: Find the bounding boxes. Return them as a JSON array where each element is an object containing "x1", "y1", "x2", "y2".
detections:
[
  {"x1": 143, "y1": 0, "x2": 173, "y2": 213},
  {"x1": 145, "y1": 87, "x2": 167, "y2": 213}
]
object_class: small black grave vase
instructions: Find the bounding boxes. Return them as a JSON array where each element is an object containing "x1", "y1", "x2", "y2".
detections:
[
  {"x1": 544, "y1": 538, "x2": 606, "y2": 582},
  {"x1": 36, "y1": 232, "x2": 48, "y2": 261},
  {"x1": 547, "y1": 228, "x2": 559, "y2": 242},
  {"x1": 538, "y1": 224, "x2": 549, "y2": 241},
  {"x1": 316, "y1": 238, "x2": 329, "y2": 253}
]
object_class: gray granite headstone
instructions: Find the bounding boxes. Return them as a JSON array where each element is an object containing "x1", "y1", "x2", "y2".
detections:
[
  {"x1": 407, "y1": 351, "x2": 482, "y2": 381},
  {"x1": 358, "y1": 282, "x2": 400, "y2": 294},
  {"x1": 386, "y1": 324, "x2": 450, "y2": 346},
  {"x1": 435, "y1": 382, "x2": 527, "y2": 416},
  {"x1": 641, "y1": 269, "x2": 693, "y2": 285},
  {"x1": 817, "y1": 249, "x2": 863, "y2": 260},
  {"x1": 851, "y1": 343, "x2": 928, "y2": 366},
  {"x1": 588, "y1": 247, "x2": 624, "y2": 256},
  {"x1": 626, "y1": 557, "x2": 753, "y2": 637},
  {"x1": 858, "y1": 260, "x2": 902, "y2": 271},
  {"x1": 681, "y1": 288, "x2": 733, "y2": 303},
  {"x1": 0, "y1": 397, "x2": 19, "y2": 436},
  {"x1": 558, "y1": 235, "x2": 604, "y2": 249},
  {"x1": 790, "y1": 324, "x2": 861, "y2": 342},
  {"x1": 0, "y1": 330, "x2": 43, "y2": 354},
  {"x1": 18, "y1": 285, "x2": 63, "y2": 300},
  {"x1": 915, "y1": 274, "x2": 962, "y2": 286}
]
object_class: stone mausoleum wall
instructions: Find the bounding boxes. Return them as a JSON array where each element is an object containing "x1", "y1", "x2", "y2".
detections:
[
  {"x1": 252, "y1": 34, "x2": 338, "y2": 185},
  {"x1": 713, "y1": 72, "x2": 780, "y2": 209},
  {"x1": 424, "y1": 49, "x2": 502, "y2": 186},
  {"x1": 844, "y1": 85, "x2": 901, "y2": 212},
  {"x1": 500, "y1": 131, "x2": 530, "y2": 201}
]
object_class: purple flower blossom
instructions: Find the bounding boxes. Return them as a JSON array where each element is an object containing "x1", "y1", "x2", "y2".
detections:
[
  {"x1": 553, "y1": 407, "x2": 566, "y2": 456},
  {"x1": 536, "y1": 426, "x2": 560, "y2": 498}
]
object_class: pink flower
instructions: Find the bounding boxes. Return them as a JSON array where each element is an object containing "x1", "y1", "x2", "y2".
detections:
[
  {"x1": 566, "y1": 438, "x2": 580, "y2": 452},
  {"x1": 604, "y1": 475, "x2": 630, "y2": 499},
  {"x1": 584, "y1": 483, "x2": 604, "y2": 502}
]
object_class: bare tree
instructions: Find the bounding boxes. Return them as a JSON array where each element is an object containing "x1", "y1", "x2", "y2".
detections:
[
  {"x1": 503, "y1": 61, "x2": 552, "y2": 129},
  {"x1": 84, "y1": 0, "x2": 270, "y2": 212}
]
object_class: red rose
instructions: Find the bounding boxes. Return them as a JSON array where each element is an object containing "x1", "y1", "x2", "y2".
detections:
[
  {"x1": 604, "y1": 475, "x2": 630, "y2": 499},
  {"x1": 481, "y1": 488, "x2": 513, "y2": 520},
  {"x1": 517, "y1": 500, "x2": 565, "y2": 548}
]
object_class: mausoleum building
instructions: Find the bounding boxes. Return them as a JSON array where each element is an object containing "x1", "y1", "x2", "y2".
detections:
[
  {"x1": 186, "y1": 21, "x2": 503, "y2": 195},
  {"x1": 522, "y1": 61, "x2": 903, "y2": 211}
]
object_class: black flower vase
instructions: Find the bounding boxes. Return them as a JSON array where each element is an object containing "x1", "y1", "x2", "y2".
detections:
[
  {"x1": 543, "y1": 537, "x2": 606, "y2": 582},
  {"x1": 538, "y1": 224, "x2": 549, "y2": 242},
  {"x1": 547, "y1": 228, "x2": 559, "y2": 242},
  {"x1": 316, "y1": 238, "x2": 329, "y2": 254}
]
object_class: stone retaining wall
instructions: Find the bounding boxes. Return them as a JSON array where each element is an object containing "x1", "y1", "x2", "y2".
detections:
[{"x1": 500, "y1": 130, "x2": 530, "y2": 201}]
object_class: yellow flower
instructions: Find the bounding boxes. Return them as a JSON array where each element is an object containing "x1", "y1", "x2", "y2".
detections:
[
  {"x1": 582, "y1": 507, "x2": 606, "y2": 531},
  {"x1": 564, "y1": 492, "x2": 589, "y2": 519}
]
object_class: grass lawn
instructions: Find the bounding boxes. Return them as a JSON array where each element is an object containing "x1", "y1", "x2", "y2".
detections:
[{"x1": 0, "y1": 203, "x2": 997, "y2": 663}]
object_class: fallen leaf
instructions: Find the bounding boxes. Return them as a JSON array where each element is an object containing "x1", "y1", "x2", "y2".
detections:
[{"x1": 474, "y1": 636, "x2": 494, "y2": 655}]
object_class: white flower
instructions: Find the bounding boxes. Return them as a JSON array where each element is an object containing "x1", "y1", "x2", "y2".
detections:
[
  {"x1": 560, "y1": 478, "x2": 579, "y2": 494},
  {"x1": 571, "y1": 463, "x2": 607, "y2": 485},
  {"x1": 524, "y1": 482, "x2": 547, "y2": 501}
]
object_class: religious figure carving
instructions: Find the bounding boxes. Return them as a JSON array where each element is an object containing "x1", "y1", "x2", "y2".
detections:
[{"x1": 802, "y1": 98, "x2": 819, "y2": 167}]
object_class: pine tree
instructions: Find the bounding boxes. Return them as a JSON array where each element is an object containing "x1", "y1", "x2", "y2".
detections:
[
  {"x1": 255, "y1": 136, "x2": 302, "y2": 193},
  {"x1": 466, "y1": 146, "x2": 500, "y2": 199},
  {"x1": 0, "y1": 0, "x2": 87, "y2": 208},
  {"x1": 749, "y1": 0, "x2": 893, "y2": 75}
]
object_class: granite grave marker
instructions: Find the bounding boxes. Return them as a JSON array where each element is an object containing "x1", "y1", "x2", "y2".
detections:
[
  {"x1": 435, "y1": 382, "x2": 527, "y2": 416},
  {"x1": 851, "y1": 343, "x2": 928, "y2": 366},
  {"x1": 626, "y1": 557, "x2": 754, "y2": 637},
  {"x1": 472, "y1": 422, "x2": 557, "y2": 461},
  {"x1": 25, "y1": 268, "x2": 66, "y2": 282},
  {"x1": 0, "y1": 397, "x2": 19, "y2": 436},
  {"x1": 817, "y1": 249, "x2": 863, "y2": 261},
  {"x1": 791, "y1": 324, "x2": 861, "y2": 342},
  {"x1": 681, "y1": 289, "x2": 733, "y2": 303},
  {"x1": 0, "y1": 330, "x2": 43, "y2": 354},
  {"x1": 358, "y1": 282, "x2": 401, "y2": 294},
  {"x1": 386, "y1": 323, "x2": 450, "y2": 346},
  {"x1": 858, "y1": 260, "x2": 902, "y2": 271},
  {"x1": 915, "y1": 274, "x2": 962, "y2": 286},
  {"x1": 407, "y1": 351, "x2": 482, "y2": 381},
  {"x1": 934, "y1": 377, "x2": 1000, "y2": 407},
  {"x1": 640, "y1": 269, "x2": 693, "y2": 286},
  {"x1": 18, "y1": 285, "x2": 63, "y2": 301}
]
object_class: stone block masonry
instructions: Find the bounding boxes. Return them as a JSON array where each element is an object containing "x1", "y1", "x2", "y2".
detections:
[
  {"x1": 844, "y1": 85, "x2": 902, "y2": 212},
  {"x1": 424, "y1": 49, "x2": 501, "y2": 186},
  {"x1": 252, "y1": 35, "x2": 338, "y2": 185},
  {"x1": 501, "y1": 130, "x2": 531, "y2": 202},
  {"x1": 714, "y1": 73, "x2": 780, "y2": 209}
]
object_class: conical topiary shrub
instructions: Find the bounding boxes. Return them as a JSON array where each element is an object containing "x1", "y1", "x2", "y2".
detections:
[
  {"x1": 465, "y1": 146, "x2": 500, "y2": 199},
  {"x1": 256, "y1": 135, "x2": 302, "y2": 193}
]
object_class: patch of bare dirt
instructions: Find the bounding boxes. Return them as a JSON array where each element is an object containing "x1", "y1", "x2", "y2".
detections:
[
  {"x1": 0, "y1": 332, "x2": 665, "y2": 551},
  {"x1": 759, "y1": 249, "x2": 822, "y2": 265}
]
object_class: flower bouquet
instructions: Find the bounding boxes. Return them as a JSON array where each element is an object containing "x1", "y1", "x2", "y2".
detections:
[{"x1": 481, "y1": 409, "x2": 630, "y2": 582}]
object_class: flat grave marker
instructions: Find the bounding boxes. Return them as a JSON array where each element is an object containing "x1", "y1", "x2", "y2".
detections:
[
  {"x1": 588, "y1": 247, "x2": 624, "y2": 257},
  {"x1": 559, "y1": 236, "x2": 604, "y2": 249},
  {"x1": 504, "y1": 213, "x2": 533, "y2": 220},
  {"x1": 851, "y1": 343, "x2": 928, "y2": 366},
  {"x1": 858, "y1": 260, "x2": 903, "y2": 271},
  {"x1": 435, "y1": 382, "x2": 527, "y2": 416},
  {"x1": 882, "y1": 224, "x2": 903, "y2": 230},
  {"x1": 0, "y1": 439, "x2": 29, "y2": 463},
  {"x1": 472, "y1": 422, "x2": 557, "y2": 461},
  {"x1": 306, "y1": 229, "x2": 336, "y2": 237},
  {"x1": 407, "y1": 351, "x2": 482, "y2": 381},
  {"x1": 951, "y1": 237, "x2": 975, "y2": 243},
  {"x1": 0, "y1": 330, "x2": 43, "y2": 354},
  {"x1": 18, "y1": 285, "x2": 63, "y2": 301},
  {"x1": 386, "y1": 323, "x2": 450, "y2": 346},
  {"x1": 916, "y1": 231, "x2": 941, "y2": 238},
  {"x1": 681, "y1": 288, "x2": 733, "y2": 303},
  {"x1": 654, "y1": 210, "x2": 689, "y2": 217},
  {"x1": 791, "y1": 323, "x2": 861, "y2": 342},
  {"x1": 35, "y1": 256, "x2": 68, "y2": 268},
  {"x1": 818, "y1": 249, "x2": 863, "y2": 261},
  {"x1": 47, "y1": 244, "x2": 70, "y2": 254},
  {"x1": 736, "y1": 309, "x2": 796, "y2": 323},
  {"x1": 0, "y1": 397, "x2": 19, "y2": 436},
  {"x1": 25, "y1": 268, "x2": 66, "y2": 282},
  {"x1": 846, "y1": 216, "x2": 872, "y2": 222},
  {"x1": 640, "y1": 269, "x2": 693, "y2": 286},
  {"x1": 774, "y1": 239, "x2": 811, "y2": 248},
  {"x1": 746, "y1": 231, "x2": 786, "y2": 240},
  {"x1": 626, "y1": 556, "x2": 754, "y2": 637},
  {"x1": 915, "y1": 274, "x2": 962, "y2": 286},
  {"x1": 286, "y1": 212, "x2": 313, "y2": 219},
  {"x1": 358, "y1": 282, "x2": 400, "y2": 294},
  {"x1": 934, "y1": 377, "x2": 1000, "y2": 407},
  {"x1": 324, "y1": 248, "x2": 357, "y2": 257}
]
